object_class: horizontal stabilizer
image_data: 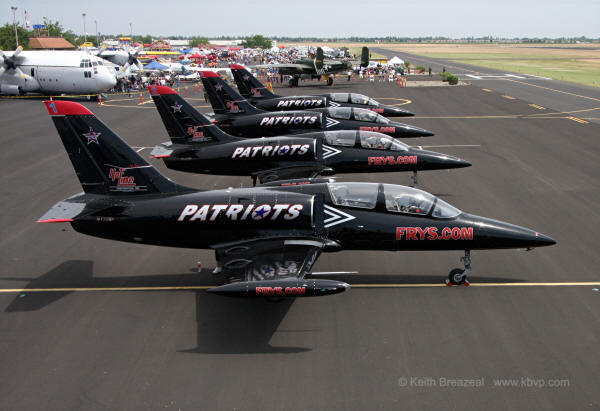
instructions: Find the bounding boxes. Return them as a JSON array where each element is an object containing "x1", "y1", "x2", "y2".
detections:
[
  {"x1": 37, "y1": 193, "x2": 94, "y2": 223},
  {"x1": 150, "y1": 144, "x2": 174, "y2": 158}
]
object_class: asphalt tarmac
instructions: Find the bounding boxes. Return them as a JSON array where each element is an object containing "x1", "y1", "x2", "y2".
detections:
[
  {"x1": 1, "y1": 75, "x2": 599, "y2": 410},
  {"x1": 372, "y1": 46, "x2": 600, "y2": 124}
]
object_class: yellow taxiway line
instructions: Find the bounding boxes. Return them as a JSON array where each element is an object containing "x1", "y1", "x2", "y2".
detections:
[
  {"x1": 528, "y1": 104, "x2": 546, "y2": 110},
  {"x1": 566, "y1": 116, "x2": 589, "y2": 124},
  {"x1": 0, "y1": 282, "x2": 599, "y2": 293}
]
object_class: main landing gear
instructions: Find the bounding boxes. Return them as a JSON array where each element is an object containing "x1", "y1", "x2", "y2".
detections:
[
  {"x1": 446, "y1": 250, "x2": 471, "y2": 286},
  {"x1": 326, "y1": 75, "x2": 334, "y2": 86}
]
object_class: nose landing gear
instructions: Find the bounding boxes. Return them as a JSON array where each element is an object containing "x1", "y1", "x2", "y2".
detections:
[
  {"x1": 410, "y1": 171, "x2": 419, "y2": 188},
  {"x1": 446, "y1": 250, "x2": 471, "y2": 286}
]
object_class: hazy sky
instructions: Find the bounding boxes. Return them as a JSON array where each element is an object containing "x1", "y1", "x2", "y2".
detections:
[{"x1": 4, "y1": 0, "x2": 600, "y2": 38}]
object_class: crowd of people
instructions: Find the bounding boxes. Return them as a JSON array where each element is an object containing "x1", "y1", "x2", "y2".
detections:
[{"x1": 106, "y1": 45, "x2": 429, "y2": 93}]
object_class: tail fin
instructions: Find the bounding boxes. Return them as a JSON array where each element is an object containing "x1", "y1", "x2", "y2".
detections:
[
  {"x1": 360, "y1": 46, "x2": 369, "y2": 67},
  {"x1": 230, "y1": 64, "x2": 277, "y2": 100},
  {"x1": 44, "y1": 100, "x2": 188, "y2": 195},
  {"x1": 315, "y1": 47, "x2": 324, "y2": 73},
  {"x1": 148, "y1": 85, "x2": 240, "y2": 145},
  {"x1": 200, "y1": 71, "x2": 264, "y2": 116}
]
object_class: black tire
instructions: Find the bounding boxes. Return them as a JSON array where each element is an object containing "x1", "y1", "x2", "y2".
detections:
[
  {"x1": 448, "y1": 268, "x2": 466, "y2": 285},
  {"x1": 327, "y1": 77, "x2": 334, "y2": 86}
]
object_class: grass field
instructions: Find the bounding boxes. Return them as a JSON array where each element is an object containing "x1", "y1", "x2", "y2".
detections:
[
  {"x1": 392, "y1": 45, "x2": 600, "y2": 87},
  {"x1": 282, "y1": 42, "x2": 600, "y2": 87}
]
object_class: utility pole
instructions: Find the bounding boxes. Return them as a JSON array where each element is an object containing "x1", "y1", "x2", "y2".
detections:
[
  {"x1": 94, "y1": 20, "x2": 98, "y2": 46},
  {"x1": 11, "y1": 6, "x2": 19, "y2": 48},
  {"x1": 129, "y1": 22, "x2": 132, "y2": 39},
  {"x1": 82, "y1": 13, "x2": 87, "y2": 43}
]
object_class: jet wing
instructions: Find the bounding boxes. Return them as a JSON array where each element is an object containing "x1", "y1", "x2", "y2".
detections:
[
  {"x1": 254, "y1": 63, "x2": 311, "y2": 72},
  {"x1": 208, "y1": 237, "x2": 348, "y2": 297}
]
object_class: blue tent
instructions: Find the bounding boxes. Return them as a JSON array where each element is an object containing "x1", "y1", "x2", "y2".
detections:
[
  {"x1": 144, "y1": 60, "x2": 169, "y2": 70},
  {"x1": 182, "y1": 48, "x2": 191, "y2": 54}
]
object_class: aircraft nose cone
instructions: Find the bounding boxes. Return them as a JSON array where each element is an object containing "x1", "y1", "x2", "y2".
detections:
[
  {"x1": 531, "y1": 232, "x2": 557, "y2": 247},
  {"x1": 395, "y1": 123, "x2": 434, "y2": 138},
  {"x1": 100, "y1": 73, "x2": 117, "y2": 90},
  {"x1": 384, "y1": 106, "x2": 414, "y2": 117},
  {"x1": 446, "y1": 156, "x2": 472, "y2": 169},
  {"x1": 414, "y1": 150, "x2": 471, "y2": 170},
  {"x1": 464, "y1": 214, "x2": 557, "y2": 249}
]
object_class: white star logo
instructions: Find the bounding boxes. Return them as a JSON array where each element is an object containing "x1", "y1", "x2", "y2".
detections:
[
  {"x1": 214, "y1": 83, "x2": 223, "y2": 91},
  {"x1": 83, "y1": 128, "x2": 101, "y2": 145},
  {"x1": 243, "y1": 74, "x2": 249, "y2": 81},
  {"x1": 171, "y1": 102, "x2": 182, "y2": 113}
]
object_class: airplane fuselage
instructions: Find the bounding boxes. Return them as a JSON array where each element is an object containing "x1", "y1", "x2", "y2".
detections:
[
  {"x1": 1, "y1": 50, "x2": 116, "y2": 95},
  {"x1": 68, "y1": 183, "x2": 554, "y2": 253},
  {"x1": 249, "y1": 95, "x2": 414, "y2": 117},
  {"x1": 158, "y1": 132, "x2": 468, "y2": 179},
  {"x1": 214, "y1": 110, "x2": 432, "y2": 139}
]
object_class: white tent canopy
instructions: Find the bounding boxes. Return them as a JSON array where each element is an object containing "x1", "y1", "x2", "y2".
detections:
[{"x1": 387, "y1": 56, "x2": 405, "y2": 66}]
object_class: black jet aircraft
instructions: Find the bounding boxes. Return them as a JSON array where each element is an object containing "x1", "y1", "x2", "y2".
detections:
[
  {"x1": 39, "y1": 100, "x2": 555, "y2": 297},
  {"x1": 259, "y1": 46, "x2": 369, "y2": 86},
  {"x1": 148, "y1": 85, "x2": 470, "y2": 185},
  {"x1": 230, "y1": 64, "x2": 413, "y2": 117},
  {"x1": 199, "y1": 72, "x2": 433, "y2": 139}
]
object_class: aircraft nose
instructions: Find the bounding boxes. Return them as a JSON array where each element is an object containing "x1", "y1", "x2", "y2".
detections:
[
  {"x1": 395, "y1": 123, "x2": 434, "y2": 137},
  {"x1": 384, "y1": 106, "x2": 414, "y2": 117},
  {"x1": 463, "y1": 214, "x2": 557, "y2": 249},
  {"x1": 444, "y1": 155, "x2": 471, "y2": 169},
  {"x1": 413, "y1": 150, "x2": 471, "y2": 170},
  {"x1": 99, "y1": 72, "x2": 117, "y2": 90},
  {"x1": 530, "y1": 232, "x2": 557, "y2": 247}
]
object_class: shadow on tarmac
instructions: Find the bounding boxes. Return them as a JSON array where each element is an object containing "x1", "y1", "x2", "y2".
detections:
[{"x1": 2, "y1": 259, "x2": 525, "y2": 354}]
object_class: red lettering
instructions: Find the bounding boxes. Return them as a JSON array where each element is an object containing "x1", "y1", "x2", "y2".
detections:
[
  {"x1": 462, "y1": 227, "x2": 474, "y2": 240},
  {"x1": 406, "y1": 227, "x2": 418, "y2": 240},
  {"x1": 396, "y1": 227, "x2": 406, "y2": 240},
  {"x1": 396, "y1": 227, "x2": 473, "y2": 241}
]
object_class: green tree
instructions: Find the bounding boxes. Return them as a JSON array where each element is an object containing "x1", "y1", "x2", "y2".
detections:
[
  {"x1": 0, "y1": 23, "x2": 30, "y2": 50},
  {"x1": 242, "y1": 35, "x2": 272, "y2": 49},
  {"x1": 189, "y1": 36, "x2": 209, "y2": 47},
  {"x1": 132, "y1": 34, "x2": 153, "y2": 45}
]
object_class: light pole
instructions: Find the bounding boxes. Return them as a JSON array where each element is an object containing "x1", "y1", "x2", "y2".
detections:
[
  {"x1": 94, "y1": 20, "x2": 98, "y2": 46},
  {"x1": 11, "y1": 6, "x2": 19, "y2": 48},
  {"x1": 82, "y1": 13, "x2": 87, "y2": 43},
  {"x1": 129, "y1": 22, "x2": 132, "y2": 39}
]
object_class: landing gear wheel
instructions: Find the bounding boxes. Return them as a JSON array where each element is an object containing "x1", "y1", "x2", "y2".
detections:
[
  {"x1": 445, "y1": 250, "x2": 471, "y2": 286},
  {"x1": 447, "y1": 269, "x2": 467, "y2": 285},
  {"x1": 289, "y1": 76, "x2": 300, "y2": 87},
  {"x1": 326, "y1": 76, "x2": 334, "y2": 86}
]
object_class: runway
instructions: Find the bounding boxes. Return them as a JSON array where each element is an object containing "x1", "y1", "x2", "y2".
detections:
[
  {"x1": 372, "y1": 47, "x2": 600, "y2": 124},
  {"x1": 1, "y1": 74, "x2": 599, "y2": 409}
]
